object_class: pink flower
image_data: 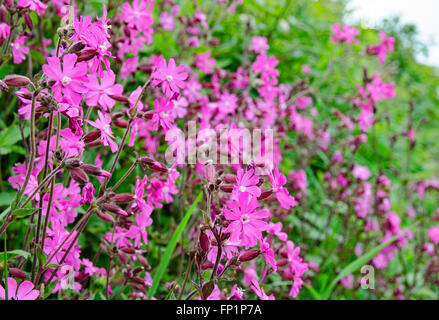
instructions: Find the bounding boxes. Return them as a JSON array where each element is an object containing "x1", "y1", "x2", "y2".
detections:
[
  {"x1": 330, "y1": 24, "x2": 359, "y2": 45},
  {"x1": 151, "y1": 96, "x2": 176, "y2": 132},
  {"x1": 120, "y1": 0, "x2": 154, "y2": 31},
  {"x1": 120, "y1": 57, "x2": 138, "y2": 79},
  {"x1": 195, "y1": 51, "x2": 216, "y2": 74},
  {"x1": 81, "y1": 182, "x2": 95, "y2": 205},
  {"x1": 428, "y1": 225, "x2": 439, "y2": 244},
  {"x1": 352, "y1": 165, "x2": 371, "y2": 180},
  {"x1": 267, "y1": 167, "x2": 298, "y2": 210},
  {"x1": 0, "y1": 23, "x2": 10, "y2": 39},
  {"x1": 12, "y1": 35, "x2": 29, "y2": 64},
  {"x1": 0, "y1": 278, "x2": 39, "y2": 300},
  {"x1": 85, "y1": 110, "x2": 118, "y2": 152},
  {"x1": 151, "y1": 57, "x2": 188, "y2": 97},
  {"x1": 232, "y1": 168, "x2": 261, "y2": 199},
  {"x1": 285, "y1": 241, "x2": 309, "y2": 277},
  {"x1": 251, "y1": 36, "x2": 269, "y2": 54},
  {"x1": 160, "y1": 11, "x2": 175, "y2": 31},
  {"x1": 18, "y1": 0, "x2": 47, "y2": 16},
  {"x1": 224, "y1": 192, "x2": 270, "y2": 248},
  {"x1": 267, "y1": 222, "x2": 288, "y2": 241},
  {"x1": 133, "y1": 176, "x2": 152, "y2": 216},
  {"x1": 340, "y1": 274, "x2": 354, "y2": 289},
  {"x1": 260, "y1": 237, "x2": 277, "y2": 271},
  {"x1": 250, "y1": 278, "x2": 274, "y2": 300},
  {"x1": 42, "y1": 53, "x2": 88, "y2": 105},
  {"x1": 85, "y1": 70, "x2": 123, "y2": 110}
]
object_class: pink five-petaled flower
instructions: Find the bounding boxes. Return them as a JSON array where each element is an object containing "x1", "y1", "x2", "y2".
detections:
[
  {"x1": 428, "y1": 225, "x2": 439, "y2": 244},
  {"x1": 42, "y1": 53, "x2": 88, "y2": 105},
  {"x1": 17, "y1": 0, "x2": 47, "y2": 16},
  {"x1": 151, "y1": 96, "x2": 176, "y2": 132},
  {"x1": 85, "y1": 110, "x2": 118, "y2": 152},
  {"x1": 85, "y1": 70, "x2": 123, "y2": 111},
  {"x1": 0, "y1": 277, "x2": 39, "y2": 300},
  {"x1": 260, "y1": 237, "x2": 277, "y2": 271},
  {"x1": 267, "y1": 221, "x2": 288, "y2": 241},
  {"x1": 133, "y1": 176, "x2": 152, "y2": 216},
  {"x1": 0, "y1": 23, "x2": 10, "y2": 39},
  {"x1": 267, "y1": 167, "x2": 298, "y2": 210},
  {"x1": 250, "y1": 278, "x2": 275, "y2": 300},
  {"x1": 151, "y1": 57, "x2": 188, "y2": 97},
  {"x1": 352, "y1": 165, "x2": 371, "y2": 181},
  {"x1": 224, "y1": 192, "x2": 270, "y2": 248},
  {"x1": 120, "y1": 0, "x2": 154, "y2": 32},
  {"x1": 285, "y1": 240, "x2": 309, "y2": 278},
  {"x1": 12, "y1": 35, "x2": 29, "y2": 64},
  {"x1": 232, "y1": 168, "x2": 261, "y2": 199}
]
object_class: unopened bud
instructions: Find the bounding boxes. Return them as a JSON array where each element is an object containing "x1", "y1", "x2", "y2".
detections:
[
  {"x1": 220, "y1": 185, "x2": 234, "y2": 193},
  {"x1": 113, "y1": 119, "x2": 129, "y2": 128},
  {"x1": 77, "y1": 48, "x2": 97, "y2": 62},
  {"x1": 68, "y1": 41, "x2": 86, "y2": 54},
  {"x1": 0, "y1": 80, "x2": 8, "y2": 92},
  {"x1": 65, "y1": 158, "x2": 83, "y2": 169},
  {"x1": 204, "y1": 162, "x2": 215, "y2": 182},
  {"x1": 24, "y1": 13, "x2": 33, "y2": 30},
  {"x1": 142, "y1": 111, "x2": 154, "y2": 120},
  {"x1": 238, "y1": 249, "x2": 261, "y2": 262},
  {"x1": 94, "y1": 209, "x2": 115, "y2": 223},
  {"x1": 258, "y1": 189, "x2": 273, "y2": 200},
  {"x1": 83, "y1": 130, "x2": 101, "y2": 143},
  {"x1": 9, "y1": 268, "x2": 28, "y2": 280},
  {"x1": 109, "y1": 94, "x2": 129, "y2": 103},
  {"x1": 199, "y1": 232, "x2": 210, "y2": 252},
  {"x1": 101, "y1": 203, "x2": 128, "y2": 216},
  {"x1": 112, "y1": 193, "x2": 135, "y2": 204},
  {"x1": 80, "y1": 164, "x2": 112, "y2": 178},
  {"x1": 3, "y1": 74, "x2": 31, "y2": 88},
  {"x1": 121, "y1": 247, "x2": 136, "y2": 254},
  {"x1": 70, "y1": 168, "x2": 89, "y2": 185}
]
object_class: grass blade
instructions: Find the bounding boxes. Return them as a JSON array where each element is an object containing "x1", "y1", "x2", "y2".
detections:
[{"x1": 147, "y1": 191, "x2": 203, "y2": 300}]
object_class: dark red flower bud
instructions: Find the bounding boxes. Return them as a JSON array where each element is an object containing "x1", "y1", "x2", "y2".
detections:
[
  {"x1": 80, "y1": 164, "x2": 112, "y2": 178},
  {"x1": 16, "y1": 89, "x2": 32, "y2": 100},
  {"x1": 133, "y1": 267, "x2": 144, "y2": 275},
  {"x1": 142, "y1": 111, "x2": 155, "y2": 120},
  {"x1": 136, "y1": 255, "x2": 150, "y2": 269},
  {"x1": 4, "y1": 0, "x2": 13, "y2": 8},
  {"x1": 280, "y1": 271, "x2": 295, "y2": 281},
  {"x1": 3, "y1": 74, "x2": 31, "y2": 88},
  {"x1": 24, "y1": 13, "x2": 33, "y2": 30},
  {"x1": 109, "y1": 94, "x2": 130, "y2": 103},
  {"x1": 101, "y1": 203, "x2": 128, "y2": 216},
  {"x1": 118, "y1": 252, "x2": 127, "y2": 265},
  {"x1": 148, "y1": 162, "x2": 168, "y2": 173},
  {"x1": 0, "y1": 6, "x2": 8, "y2": 22},
  {"x1": 68, "y1": 41, "x2": 86, "y2": 54},
  {"x1": 220, "y1": 184, "x2": 234, "y2": 193},
  {"x1": 276, "y1": 259, "x2": 289, "y2": 267},
  {"x1": 65, "y1": 158, "x2": 83, "y2": 169},
  {"x1": 238, "y1": 249, "x2": 261, "y2": 262},
  {"x1": 139, "y1": 156, "x2": 155, "y2": 166},
  {"x1": 83, "y1": 130, "x2": 101, "y2": 143},
  {"x1": 223, "y1": 174, "x2": 237, "y2": 183},
  {"x1": 9, "y1": 268, "x2": 28, "y2": 280},
  {"x1": 113, "y1": 119, "x2": 129, "y2": 128},
  {"x1": 199, "y1": 232, "x2": 210, "y2": 252},
  {"x1": 133, "y1": 277, "x2": 145, "y2": 284},
  {"x1": 70, "y1": 168, "x2": 89, "y2": 185},
  {"x1": 121, "y1": 247, "x2": 136, "y2": 254},
  {"x1": 201, "y1": 263, "x2": 214, "y2": 270},
  {"x1": 112, "y1": 193, "x2": 135, "y2": 204},
  {"x1": 94, "y1": 210, "x2": 115, "y2": 223},
  {"x1": 85, "y1": 140, "x2": 103, "y2": 148},
  {"x1": 77, "y1": 48, "x2": 98, "y2": 62},
  {"x1": 258, "y1": 189, "x2": 274, "y2": 200}
]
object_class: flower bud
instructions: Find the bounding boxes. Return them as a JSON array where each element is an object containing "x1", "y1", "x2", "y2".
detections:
[
  {"x1": 101, "y1": 203, "x2": 128, "y2": 216},
  {"x1": 238, "y1": 249, "x2": 261, "y2": 262},
  {"x1": 0, "y1": 6, "x2": 7, "y2": 22},
  {"x1": 65, "y1": 158, "x2": 83, "y2": 169},
  {"x1": 83, "y1": 130, "x2": 101, "y2": 143},
  {"x1": 142, "y1": 111, "x2": 155, "y2": 120},
  {"x1": 118, "y1": 252, "x2": 128, "y2": 265},
  {"x1": 204, "y1": 162, "x2": 215, "y2": 182},
  {"x1": 258, "y1": 189, "x2": 273, "y2": 200},
  {"x1": 113, "y1": 119, "x2": 129, "y2": 128},
  {"x1": 9, "y1": 268, "x2": 28, "y2": 280},
  {"x1": 77, "y1": 48, "x2": 98, "y2": 62},
  {"x1": 68, "y1": 41, "x2": 86, "y2": 54},
  {"x1": 220, "y1": 185, "x2": 234, "y2": 193},
  {"x1": 4, "y1": 0, "x2": 12, "y2": 8},
  {"x1": 112, "y1": 193, "x2": 135, "y2": 204},
  {"x1": 80, "y1": 164, "x2": 112, "y2": 178},
  {"x1": 139, "y1": 156, "x2": 155, "y2": 166},
  {"x1": 121, "y1": 247, "x2": 136, "y2": 254},
  {"x1": 70, "y1": 168, "x2": 89, "y2": 185},
  {"x1": 94, "y1": 209, "x2": 115, "y2": 223},
  {"x1": 148, "y1": 161, "x2": 168, "y2": 173},
  {"x1": 199, "y1": 232, "x2": 210, "y2": 252},
  {"x1": 24, "y1": 13, "x2": 34, "y2": 30},
  {"x1": 3, "y1": 74, "x2": 31, "y2": 88},
  {"x1": 109, "y1": 94, "x2": 130, "y2": 103}
]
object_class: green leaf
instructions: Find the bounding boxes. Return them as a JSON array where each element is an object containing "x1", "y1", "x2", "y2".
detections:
[
  {"x1": 303, "y1": 282, "x2": 321, "y2": 300},
  {"x1": 11, "y1": 207, "x2": 37, "y2": 218},
  {"x1": 147, "y1": 191, "x2": 203, "y2": 300},
  {"x1": 321, "y1": 234, "x2": 400, "y2": 299},
  {"x1": 0, "y1": 250, "x2": 31, "y2": 262},
  {"x1": 0, "y1": 193, "x2": 15, "y2": 207},
  {"x1": 36, "y1": 246, "x2": 46, "y2": 265}
]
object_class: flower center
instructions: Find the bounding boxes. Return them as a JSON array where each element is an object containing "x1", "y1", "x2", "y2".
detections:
[
  {"x1": 166, "y1": 75, "x2": 173, "y2": 82},
  {"x1": 62, "y1": 76, "x2": 72, "y2": 86},
  {"x1": 239, "y1": 185, "x2": 246, "y2": 192},
  {"x1": 241, "y1": 214, "x2": 250, "y2": 224}
]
